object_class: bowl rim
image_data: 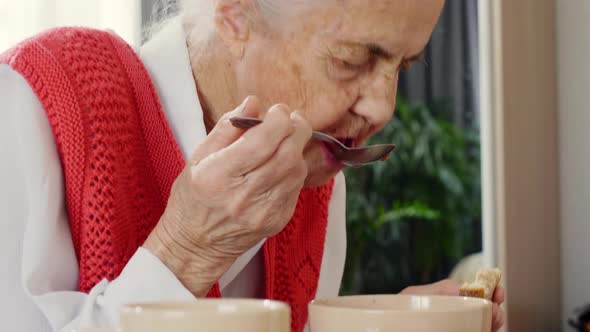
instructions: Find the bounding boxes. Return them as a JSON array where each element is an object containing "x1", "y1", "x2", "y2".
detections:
[
  {"x1": 121, "y1": 299, "x2": 290, "y2": 316},
  {"x1": 309, "y1": 294, "x2": 492, "y2": 314}
]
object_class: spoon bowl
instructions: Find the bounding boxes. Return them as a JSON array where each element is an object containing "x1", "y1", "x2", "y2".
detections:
[{"x1": 229, "y1": 116, "x2": 396, "y2": 167}]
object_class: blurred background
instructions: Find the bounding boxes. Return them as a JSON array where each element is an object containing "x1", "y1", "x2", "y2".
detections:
[
  {"x1": 1, "y1": 1, "x2": 588, "y2": 331},
  {"x1": 340, "y1": 1, "x2": 482, "y2": 295}
]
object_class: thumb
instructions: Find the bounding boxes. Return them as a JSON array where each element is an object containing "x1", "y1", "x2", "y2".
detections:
[
  {"x1": 401, "y1": 280, "x2": 459, "y2": 297},
  {"x1": 430, "y1": 280, "x2": 460, "y2": 296},
  {"x1": 190, "y1": 96, "x2": 261, "y2": 165}
]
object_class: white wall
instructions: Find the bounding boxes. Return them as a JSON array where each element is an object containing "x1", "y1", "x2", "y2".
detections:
[
  {"x1": 0, "y1": 0, "x2": 141, "y2": 52},
  {"x1": 557, "y1": 0, "x2": 590, "y2": 330}
]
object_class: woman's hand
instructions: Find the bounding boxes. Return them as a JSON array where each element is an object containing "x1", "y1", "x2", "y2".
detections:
[
  {"x1": 144, "y1": 96, "x2": 311, "y2": 296},
  {"x1": 400, "y1": 279, "x2": 506, "y2": 332}
]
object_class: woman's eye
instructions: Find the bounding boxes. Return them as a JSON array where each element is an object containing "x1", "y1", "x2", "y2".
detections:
[
  {"x1": 329, "y1": 57, "x2": 368, "y2": 80},
  {"x1": 333, "y1": 58, "x2": 365, "y2": 70}
]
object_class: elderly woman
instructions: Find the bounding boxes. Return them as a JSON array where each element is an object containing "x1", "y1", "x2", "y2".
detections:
[{"x1": 0, "y1": 0, "x2": 504, "y2": 331}]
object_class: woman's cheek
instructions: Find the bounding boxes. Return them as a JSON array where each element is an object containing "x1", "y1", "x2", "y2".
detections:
[
  {"x1": 301, "y1": 75, "x2": 359, "y2": 129},
  {"x1": 327, "y1": 88, "x2": 359, "y2": 121}
]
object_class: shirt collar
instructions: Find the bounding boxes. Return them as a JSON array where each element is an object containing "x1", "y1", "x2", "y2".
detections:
[{"x1": 139, "y1": 17, "x2": 207, "y2": 159}]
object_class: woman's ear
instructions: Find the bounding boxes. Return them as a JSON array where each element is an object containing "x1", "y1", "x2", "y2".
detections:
[{"x1": 214, "y1": 0, "x2": 251, "y2": 58}]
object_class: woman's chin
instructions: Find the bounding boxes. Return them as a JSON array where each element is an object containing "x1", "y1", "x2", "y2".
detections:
[
  {"x1": 303, "y1": 143, "x2": 344, "y2": 187},
  {"x1": 304, "y1": 170, "x2": 340, "y2": 187}
]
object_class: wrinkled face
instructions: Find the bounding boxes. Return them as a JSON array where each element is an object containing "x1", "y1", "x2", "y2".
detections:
[{"x1": 236, "y1": 0, "x2": 444, "y2": 186}]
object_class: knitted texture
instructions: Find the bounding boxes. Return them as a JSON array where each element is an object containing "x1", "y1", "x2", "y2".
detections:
[
  {"x1": 1, "y1": 27, "x2": 334, "y2": 332},
  {"x1": 264, "y1": 183, "x2": 334, "y2": 332}
]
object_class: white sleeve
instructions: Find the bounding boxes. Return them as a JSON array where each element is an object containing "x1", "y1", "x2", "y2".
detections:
[
  {"x1": 0, "y1": 65, "x2": 195, "y2": 332},
  {"x1": 316, "y1": 171, "x2": 347, "y2": 298}
]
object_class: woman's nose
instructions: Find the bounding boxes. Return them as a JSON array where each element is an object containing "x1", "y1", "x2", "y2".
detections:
[{"x1": 351, "y1": 68, "x2": 399, "y2": 127}]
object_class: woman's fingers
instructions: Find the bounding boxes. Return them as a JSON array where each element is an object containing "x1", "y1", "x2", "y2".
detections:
[
  {"x1": 491, "y1": 286, "x2": 505, "y2": 331},
  {"x1": 492, "y1": 304, "x2": 505, "y2": 331},
  {"x1": 492, "y1": 303, "x2": 499, "y2": 324},
  {"x1": 244, "y1": 111, "x2": 311, "y2": 195},
  {"x1": 492, "y1": 286, "x2": 505, "y2": 305},
  {"x1": 189, "y1": 96, "x2": 261, "y2": 165},
  {"x1": 231, "y1": 111, "x2": 311, "y2": 236},
  {"x1": 400, "y1": 279, "x2": 460, "y2": 296},
  {"x1": 219, "y1": 104, "x2": 294, "y2": 175},
  {"x1": 288, "y1": 111, "x2": 313, "y2": 152},
  {"x1": 157, "y1": 99, "x2": 316, "y2": 296},
  {"x1": 400, "y1": 279, "x2": 506, "y2": 332}
]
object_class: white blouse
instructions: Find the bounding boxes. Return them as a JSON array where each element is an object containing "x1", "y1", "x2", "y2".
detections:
[{"x1": 0, "y1": 18, "x2": 347, "y2": 332}]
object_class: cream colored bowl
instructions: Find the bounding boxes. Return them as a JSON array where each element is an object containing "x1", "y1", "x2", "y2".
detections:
[
  {"x1": 119, "y1": 299, "x2": 290, "y2": 332},
  {"x1": 309, "y1": 295, "x2": 492, "y2": 332}
]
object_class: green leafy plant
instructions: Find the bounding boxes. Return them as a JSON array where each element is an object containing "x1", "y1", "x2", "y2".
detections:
[{"x1": 341, "y1": 97, "x2": 481, "y2": 295}]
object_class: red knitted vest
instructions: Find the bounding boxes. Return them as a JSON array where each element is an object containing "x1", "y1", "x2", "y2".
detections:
[{"x1": 1, "y1": 28, "x2": 334, "y2": 332}]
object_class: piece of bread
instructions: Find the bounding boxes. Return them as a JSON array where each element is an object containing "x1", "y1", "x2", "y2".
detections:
[{"x1": 459, "y1": 268, "x2": 502, "y2": 300}]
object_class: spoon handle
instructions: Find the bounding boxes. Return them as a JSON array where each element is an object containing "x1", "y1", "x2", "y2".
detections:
[
  {"x1": 230, "y1": 116, "x2": 328, "y2": 142},
  {"x1": 230, "y1": 116, "x2": 334, "y2": 147},
  {"x1": 229, "y1": 116, "x2": 263, "y2": 129}
]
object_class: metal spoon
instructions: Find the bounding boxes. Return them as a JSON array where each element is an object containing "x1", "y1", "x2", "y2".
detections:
[{"x1": 229, "y1": 116, "x2": 396, "y2": 167}]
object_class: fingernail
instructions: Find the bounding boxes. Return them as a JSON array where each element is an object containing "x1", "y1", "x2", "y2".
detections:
[
  {"x1": 239, "y1": 96, "x2": 251, "y2": 113},
  {"x1": 290, "y1": 110, "x2": 303, "y2": 121},
  {"x1": 290, "y1": 111, "x2": 301, "y2": 130}
]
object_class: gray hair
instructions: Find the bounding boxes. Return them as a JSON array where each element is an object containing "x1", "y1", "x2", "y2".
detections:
[
  {"x1": 142, "y1": 0, "x2": 182, "y2": 43},
  {"x1": 144, "y1": 0, "x2": 315, "y2": 43}
]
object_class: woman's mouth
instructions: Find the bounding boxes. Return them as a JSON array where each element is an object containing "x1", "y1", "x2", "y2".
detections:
[
  {"x1": 320, "y1": 142, "x2": 342, "y2": 168},
  {"x1": 335, "y1": 137, "x2": 356, "y2": 148},
  {"x1": 319, "y1": 137, "x2": 357, "y2": 169}
]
